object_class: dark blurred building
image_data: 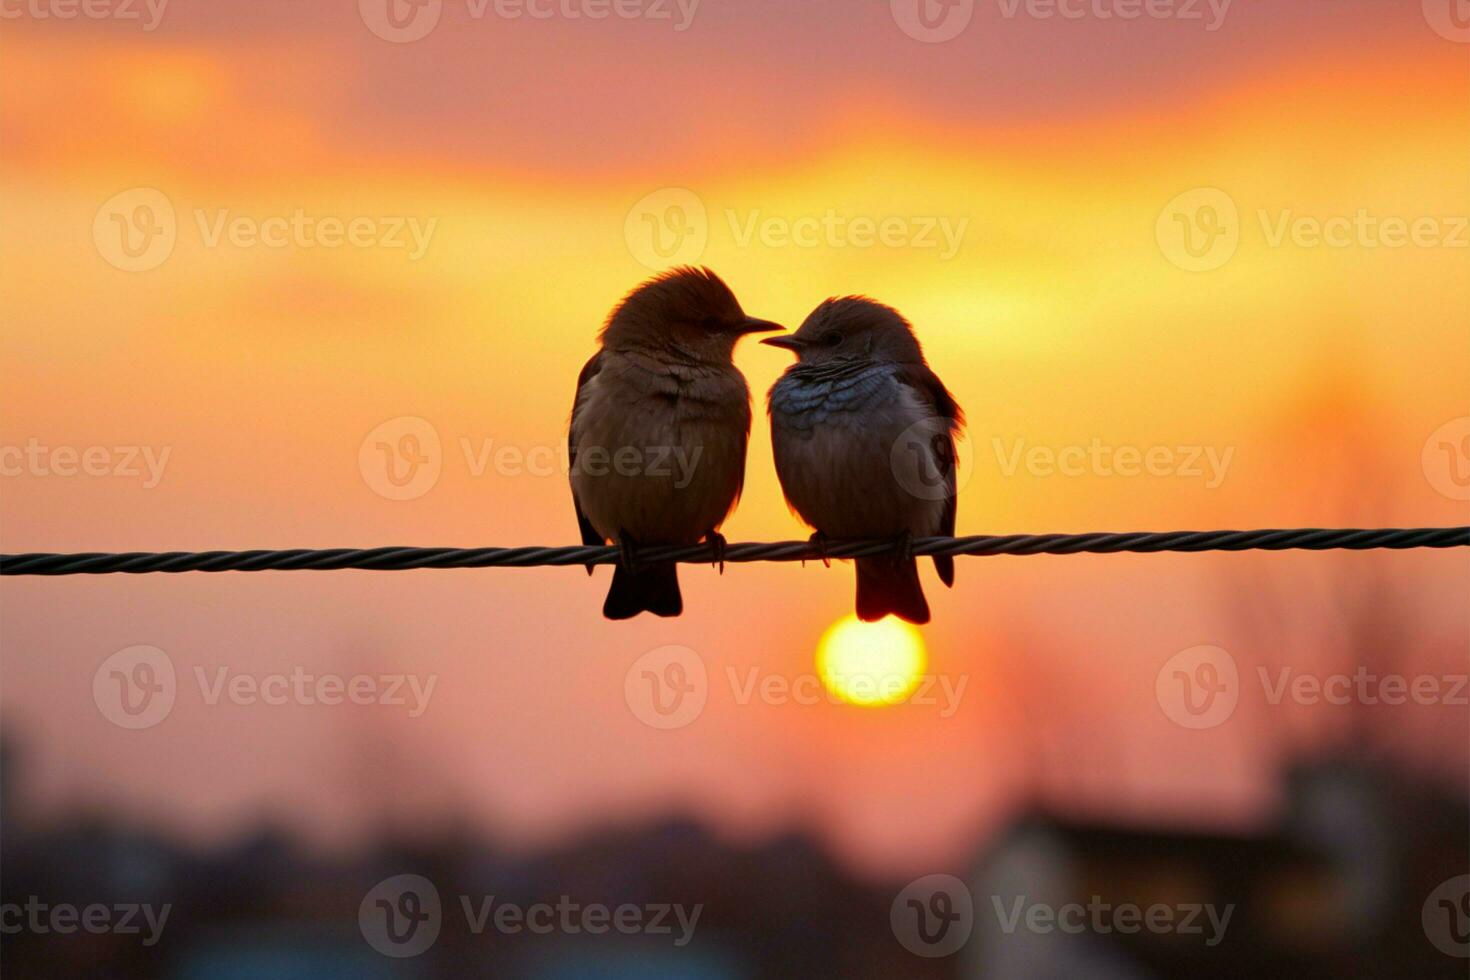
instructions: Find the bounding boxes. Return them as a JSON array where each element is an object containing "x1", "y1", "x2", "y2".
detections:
[
  {"x1": 966, "y1": 756, "x2": 1469, "y2": 979},
  {"x1": 2, "y1": 729, "x2": 1465, "y2": 979},
  {"x1": 0, "y1": 732, "x2": 938, "y2": 980}
]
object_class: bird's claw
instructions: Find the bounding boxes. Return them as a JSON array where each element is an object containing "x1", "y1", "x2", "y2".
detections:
[
  {"x1": 805, "y1": 531, "x2": 832, "y2": 569},
  {"x1": 704, "y1": 530, "x2": 727, "y2": 574},
  {"x1": 892, "y1": 530, "x2": 915, "y2": 563}
]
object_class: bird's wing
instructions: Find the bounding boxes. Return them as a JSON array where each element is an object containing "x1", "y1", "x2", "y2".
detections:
[
  {"x1": 897, "y1": 364, "x2": 964, "y2": 586},
  {"x1": 569, "y1": 351, "x2": 606, "y2": 562}
]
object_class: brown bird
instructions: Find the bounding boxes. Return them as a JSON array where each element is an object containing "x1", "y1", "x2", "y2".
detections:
[
  {"x1": 569, "y1": 267, "x2": 783, "y2": 619},
  {"x1": 764, "y1": 297, "x2": 963, "y2": 624}
]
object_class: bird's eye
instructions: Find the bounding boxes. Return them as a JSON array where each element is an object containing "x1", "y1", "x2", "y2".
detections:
[
  {"x1": 819, "y1": 331, "x2": 843, "y2": 347},
  {"x1": 701, "y1": 314, "x2": 723, "y2": 330}
]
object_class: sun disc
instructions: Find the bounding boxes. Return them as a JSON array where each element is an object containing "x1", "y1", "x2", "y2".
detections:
[{"x1": 815, "y1": 614, "x2": 928, "y2": 707}]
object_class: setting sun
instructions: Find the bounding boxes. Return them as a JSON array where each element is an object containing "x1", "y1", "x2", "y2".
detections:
[{"x1": 815, "y1": 615, "x2": 928, "y2": 708}]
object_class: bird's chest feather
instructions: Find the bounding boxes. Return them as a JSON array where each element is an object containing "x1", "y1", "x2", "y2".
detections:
[
  {"x1": 571, "y1": 355, "x2": 751, "y2": 543},
  {"x1": 768, "y1": 365, "x2": 944, "y2": 536},
  {"x1": 768, "y1": 363, "x2": 897, "y2": 432},
  {"x1": 582, "y1": 358, "x2": 749, "y2": 438}
]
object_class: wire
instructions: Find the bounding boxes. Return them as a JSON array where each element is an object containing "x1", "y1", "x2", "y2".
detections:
[{"x1": 1, "y1": 526, "x2": 1465, "y2": 576}]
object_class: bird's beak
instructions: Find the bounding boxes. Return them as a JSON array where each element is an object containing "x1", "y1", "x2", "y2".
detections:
[
  {"x1": 759, "y1": 334, "x2": 807, "y2": 352},
  {"x1": 737, "y1": 317, "x2": 786, "y2": 336}
]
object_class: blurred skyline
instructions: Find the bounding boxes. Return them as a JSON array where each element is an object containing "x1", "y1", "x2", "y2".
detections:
[{"x1": 2, "y1": 0, "x2": 1467, "y2": 880}]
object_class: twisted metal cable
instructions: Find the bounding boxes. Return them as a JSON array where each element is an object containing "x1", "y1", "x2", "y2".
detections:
[{"x1": 2, "y1": 527, "x2": 1466, "y2": 576}]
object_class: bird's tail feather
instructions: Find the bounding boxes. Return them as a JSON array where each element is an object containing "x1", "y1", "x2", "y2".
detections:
[
  {"x1": 604, "y1": 562, "x2": 683, "y2": 620},
  {"x1": 855, "y1": 557, "x2": 930, "y2": 625}
]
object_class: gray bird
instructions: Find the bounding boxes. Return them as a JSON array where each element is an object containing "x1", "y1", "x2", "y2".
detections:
[
  {"x1": 570, "y1": 267, "x2": 783, "y2": 619},
  {"x1": 764, "y1": 297, "x2": 963, "y2": 624}
]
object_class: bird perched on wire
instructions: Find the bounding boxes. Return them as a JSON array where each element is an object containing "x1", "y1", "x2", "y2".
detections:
[
  {"x1": 764, "y1": 297, "x2": 963, "y2": 625},
  {"x1": 569, "y1": 267, "x2": 784, "y2": 619}
]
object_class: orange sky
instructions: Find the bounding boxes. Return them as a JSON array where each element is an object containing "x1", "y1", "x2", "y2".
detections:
[{"x1": 1, "y1": 2, "x2": 1467, "y2": 876}]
